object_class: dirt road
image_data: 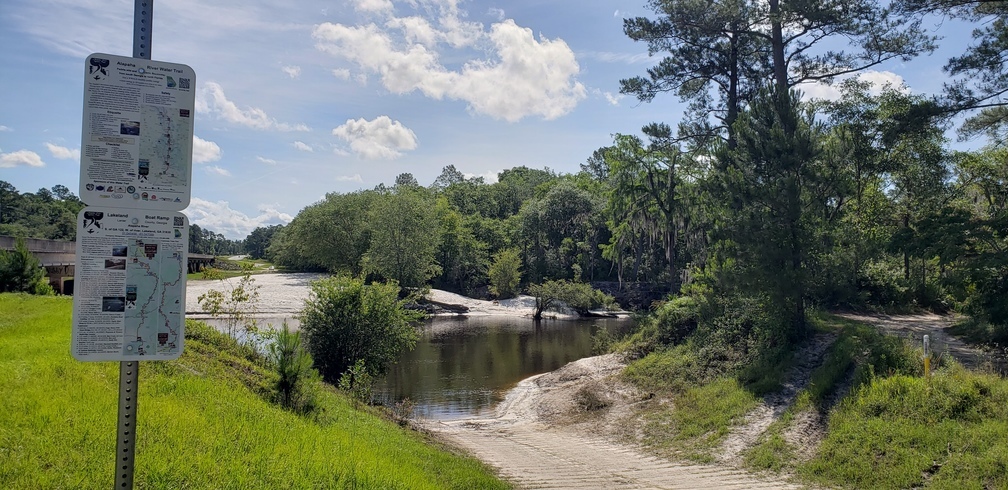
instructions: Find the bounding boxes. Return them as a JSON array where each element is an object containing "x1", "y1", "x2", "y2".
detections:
[{"x1": 426, "y1": 356, "x2": 802, "y2": 490}]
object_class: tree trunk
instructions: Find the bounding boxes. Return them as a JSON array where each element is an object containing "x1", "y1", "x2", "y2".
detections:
[{"x1": 768, "y1": 0, "x2": 788, "y2": 93}]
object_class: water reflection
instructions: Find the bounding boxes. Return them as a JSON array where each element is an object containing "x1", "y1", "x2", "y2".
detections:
[{"x1": 374, "y1": 316, "x2": 634, "y2": 420}]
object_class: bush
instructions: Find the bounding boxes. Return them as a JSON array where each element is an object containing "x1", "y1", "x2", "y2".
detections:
[
  {"x1": 299, "y1": 276, "x2": 422, "y2": 384},
  {"x1": 0, "y1": 237, "x2": 50, "y2": 294},
  {"x1": 338, "y1": 359, "x2": 374, "y2": 405},
  {"x1": 527, "y1": 279, "x2": 615, "y2": 320},
  {"x1": 268, "y1": 321, "x2": 320, "y2": 414},
  {"x1": 488, "y1": 248, "x2": 522, "y2": 299}
]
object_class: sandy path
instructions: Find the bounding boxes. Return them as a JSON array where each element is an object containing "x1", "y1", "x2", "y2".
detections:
[{"x1": 427, "y1": 356, "x2": 802, "y2": 490}]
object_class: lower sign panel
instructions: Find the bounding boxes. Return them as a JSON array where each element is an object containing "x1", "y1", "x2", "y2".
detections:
[{"x1": 71, "y1": 207, "x2": 188, "y2": 361}]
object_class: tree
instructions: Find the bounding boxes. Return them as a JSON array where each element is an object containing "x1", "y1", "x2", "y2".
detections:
[
  {"x1": 243, "y1": 224, "x2": 282, "y2": 260},
  {"x1": 716, "y1": 87, "x2": 823, "y2": 338},
  {"x1": 364, "y1": 188, "x2": 441, "y2": 288},
  {"x1": 898, "y1": 1, "x2": 1008, "y2": 143},
  {"x1": 433, "y1": 197, "x2": 488, "y2": 296},
  {"x1": 488, "y1": 248, "x2": 522, "y2": 299},
  {"x1": 432, "y1": 165, "x2": 465, "y2": 190},
  {"x1": 298, "y1": 276, "x2": 422, "y2": 383},
  {"x1": 0, "y1": 237, "x2": 51, "y2": 294},
  {"x1": 622, "y1": 0, "x2": 936, "y2": 146},
  {"x1": 527, "y1": 279, "x2": 615, "y2": 320},
  {"x1": 268, "y1": 321, "x2": 320, "y2": 413}
]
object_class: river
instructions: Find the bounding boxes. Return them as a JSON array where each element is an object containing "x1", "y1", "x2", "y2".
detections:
[{"x1": 185, "y1": 273, "x2": 634, "y2": 419}]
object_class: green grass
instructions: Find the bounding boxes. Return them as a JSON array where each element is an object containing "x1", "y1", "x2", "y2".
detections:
[
  {"x1": 801, "y1": 368, "x2": 1008, "y2": 489},
  {"x1": 0, "y1": 293, "x2": 508, "y2": 489}
]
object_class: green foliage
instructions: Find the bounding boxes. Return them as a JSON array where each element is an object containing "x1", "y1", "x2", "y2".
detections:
[
  {"x1": 196, "y1": 271, "x2": 261, "y2": 342},
  {"x1": 527, "y1": 279, "x2": 615, "y2": 320},
  {"x1": 0, "y1": 294, "x2": 507, "y2": 489},
  {"x1": 619, "y1": 296, "x2": 699, "y2": 357},
  {"x1": 188, "y1": 223, "x2": 243, "y2": 255},
  {"x1": 338, "y1": 358, "x2": 374, "y2": 405},
  {"x1": 802, "y1": 369, "x2": 1008, "y2": 489},
  {"x1": 243, "y1": 224, "x2": 282, "y2": 259},
  {"x1": 433, "y1": 197, "x2": 488, "y2": 296},
  {"x1": 0, "y1": 237, "x2": 50, "y2": 294},
  {"x1": 0, "y1": 182, "x2": 83, "y2": 240},
  {"x1": 299, "y1": 276, "x2": 422, "y2": 384},
  {"x1": 488, "y1": 248, "x2": 522, "y2": 299},
  {"x1": 268, "y1": 321, "x2": 321, "y2": 414},
  {"x1": 364, "y1": 188, "x2": 442, "y2": 288}
]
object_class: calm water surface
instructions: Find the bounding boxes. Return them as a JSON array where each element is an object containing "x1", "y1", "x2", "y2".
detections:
[{"x1": 373, "y1": 316, "x2": 634, "y2": 420}]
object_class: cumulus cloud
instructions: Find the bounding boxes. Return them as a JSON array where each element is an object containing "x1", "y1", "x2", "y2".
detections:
[
  {"x1": 335, "y1": 174, "x2": 363, "y2": 182},
  {"x1": 206, "y1": 165, "x2": 232, "y2": 177},
  {"x1": 192, "y1": 135, "x2": 222, "y2": 163},
  {"x1": 312, "y1": 13, "x2": 586, "y2": 122},
  {"x1": 332, "y1": 68, "x2": 351, "y2": 80},
  {"x1": 800, "y1": 70, "x2": 910, "y2": 101},
  {"x1": 332, "y1": 116, "x2": 418, "y2": 159},
  {"x1": 463, "y1": 170, "x2": 500, "y2": 184},
  {"x1": 282, "y1": 65, "x2": 301, "y2": 79},
  {"x1": 292, "y1": 141, "x2": 313, "y2": 152},
  {"x1": 198, "y1": 82, "x2": 310, "y2": 131},
  {"x1": 45, "y1": 143, "x2": 80, "y2": 160},
  {"x1": 602, "y1": 91, "x2": 623, "y2": 106},
  {"x1": 355, "y1": 0, "x2": 393, "y2": 13},
  {"x1": 256, "y1": 156, "x2": 278, "y2": 165},
  {"x1": 0, "y1": 149, "x2": 45, "y2": 168},
  {"x1": 185, "y1": 197, "x2": 294, "y2": 240}
]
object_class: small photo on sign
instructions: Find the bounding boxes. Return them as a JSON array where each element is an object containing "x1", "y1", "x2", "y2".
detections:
[
  {"x1": 120, "y1": 121, "x2": 140, "y2": 136},
  {"x1": 102, "y1": 296, "x2": 126, "y2": 312},
  {"x1": 104, "y1": 258, "x2": 126, "y2": 270},
  {"x1": 112, "y1": 245, "x2": 128, "y2": 257}
]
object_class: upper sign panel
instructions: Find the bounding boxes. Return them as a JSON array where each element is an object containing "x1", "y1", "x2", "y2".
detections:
[{"x1": 79, "y1": 53, "x2": 195, "y2": 211}]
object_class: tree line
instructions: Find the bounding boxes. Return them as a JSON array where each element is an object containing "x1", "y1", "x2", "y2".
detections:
[{"x1": 255, "y1": 0, "x2": 1008, "y2": 341}]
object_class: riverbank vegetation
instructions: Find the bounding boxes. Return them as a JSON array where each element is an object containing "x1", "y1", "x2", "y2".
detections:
[{"x1": 0, "y1": 294, "x2": 508, "y2": 489}]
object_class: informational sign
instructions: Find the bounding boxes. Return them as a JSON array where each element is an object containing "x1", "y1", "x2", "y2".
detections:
[
  {"x1": 71, "y1": 207, "x2": 189, "y2": 361},
  {"x1": 79, "y1": 53, "x2": 195, "y2": 211}
]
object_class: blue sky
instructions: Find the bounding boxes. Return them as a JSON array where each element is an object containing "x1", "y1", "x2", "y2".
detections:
[{"x1": 0, "y1": 0, "x2": 975, "y2": 239}]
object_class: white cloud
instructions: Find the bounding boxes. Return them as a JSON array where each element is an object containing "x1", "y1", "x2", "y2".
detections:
[
  {"x1": 488, "y1": 8, "x2": 505, "y2": 21},
  {"x1": 332, "y1": 68, "x2": 351, "y2": 80},
  {"x1": 332, "y1": 116, "x2": 418, "y2": 159},
  {"x1": 184, "y1": 197, "x2": 294, "y2": 240},
  {"x1": 192, "y1": 135, "x2": 222, "y2": 163},
  {"x1": 603, "y1": 91, "x2": 623, "y2": 106},
  {"x1": 292, "y1": 141, "x2": 313, "y2": 152},
  {"x1": 256, "y1": 156, "x2": 278, "y2": 165},
  {"x1": 282, "y1": 65, "x2": 301, "y2": 79},
  {"x1": 336, "y1": 174, "x2": 363, "y2": 182},
  {"x1": 0, "y1": 125, "x2": 11, "y2": 131},
  {"x1": 45, "y1": 143, "x2": 80, "y2": 160},
  {"x1": 312, "y1": 16, "x2": 587, "y2": 122},
  {"x1": 355, "y1": 0, "x2": 393, "y2": 13},
  {"x1": 0, "y1": 149, "x2": 45, "y2": 168},
  {"x1": 198, "y1": 82, "x2": 310, "y2": 131},
  {"x1": 206, "y1": 165, "x2": 232, "y2": 177},
  {"x1": 463, "y1": 170, "x2": 499, "y2": 184},
  {"x1": 800, "y1": 70, "x2": 910, "y2": 102}
]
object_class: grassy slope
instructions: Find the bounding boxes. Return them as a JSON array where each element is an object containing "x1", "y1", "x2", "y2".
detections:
[
  {"x1": 621, "y1": 313, "x2": 1008, "y2": 488},
  {"x1": 0, "y1": 294, "x2": 507, "y2": 489}
]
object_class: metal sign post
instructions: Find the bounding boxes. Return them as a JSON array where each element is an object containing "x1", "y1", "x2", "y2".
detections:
[{"x1": 115, "y1": 3, "x2": 152, "y2": 488}]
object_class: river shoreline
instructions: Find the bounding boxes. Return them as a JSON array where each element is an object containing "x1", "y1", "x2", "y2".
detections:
[{"x1": 185, "y1": 272, "x2": 629, "y2": 323}]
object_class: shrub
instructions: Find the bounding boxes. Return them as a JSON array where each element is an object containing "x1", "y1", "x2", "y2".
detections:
[
  {"x1": 299, "y1": 276, "x2": 422, "y2": 384},
  {"x1": 268, "y1": 321, "x2": 320, "y2": 414},
  {"x1": 197, "y1": 271, "x2": 261, "y2": 343},
  {"x1": 488, "y1": 248, "x2": 522, "y2": 299},
  {"x1": 528, "y1": 279, "x2": 616, "y2": 320},
  {"x1": 338, "y1": 359, "x2": 374, "y2": 405},
  {"x1": 0, "y1": 237, "x2": 50, "y2": 294}
]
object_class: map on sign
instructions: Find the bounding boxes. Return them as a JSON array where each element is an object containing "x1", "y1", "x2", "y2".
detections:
[
  {"x1": 78, "y1": 52, "x2": 195, "y2": 211},
  {"x1": 71, "y1": 208, "x2": 188, "y2": 361},
  {"x1": 139, "y1": 105, "x2": 192, "y2": 190},
  {"x1": 123, "y1": 238, "x2": 184, "y2": 356}
]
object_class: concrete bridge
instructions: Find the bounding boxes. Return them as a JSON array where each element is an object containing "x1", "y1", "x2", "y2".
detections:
[{"x1": 0, "y1": 235, "x2": 216, "y2": 294}]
